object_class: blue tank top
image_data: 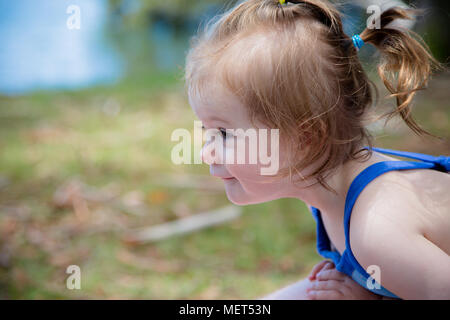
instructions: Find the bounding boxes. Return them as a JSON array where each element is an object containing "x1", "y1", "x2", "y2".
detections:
[{"x1": 310, "y1": 147, "x2": 450, "y2": 299}]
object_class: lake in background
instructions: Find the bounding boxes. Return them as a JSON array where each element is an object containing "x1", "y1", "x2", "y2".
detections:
[{"x1": 0, "y1": 0, "x2": 216, "y2": 95}]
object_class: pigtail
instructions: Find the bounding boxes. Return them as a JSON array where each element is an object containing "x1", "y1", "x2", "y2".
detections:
[{"x1": 359, "y1": 7, "x2": 442, "y2": 135}]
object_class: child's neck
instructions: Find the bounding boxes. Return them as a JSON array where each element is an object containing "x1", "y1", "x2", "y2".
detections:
[{"x1": 294, "y1": 150, "x2": 392, "y2": 217}]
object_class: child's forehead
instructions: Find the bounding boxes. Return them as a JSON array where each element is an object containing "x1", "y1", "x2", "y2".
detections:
[{"x1": 188, "y1": 81, "x2": 242, "y2": 121}]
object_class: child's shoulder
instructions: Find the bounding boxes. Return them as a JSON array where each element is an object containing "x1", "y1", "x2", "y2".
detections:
[
  {"x1": 352, "y1": 167, "x2": 449, "y2": 224},
  {"x1": 349, "y1": 166, "x2": 450, "y2": 258},
  {"x1": 347, "y1": 167, "x2": 450, "y2": 299}
]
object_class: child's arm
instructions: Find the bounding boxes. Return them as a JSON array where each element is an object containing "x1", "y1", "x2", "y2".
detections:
[{"x1": 351, "y1": 210, "x2": 450, "y2": 300}]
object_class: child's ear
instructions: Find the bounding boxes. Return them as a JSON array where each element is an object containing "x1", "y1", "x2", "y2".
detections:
[{"x1": 298, "y1": 124, "x2": 314, "y2": 147}]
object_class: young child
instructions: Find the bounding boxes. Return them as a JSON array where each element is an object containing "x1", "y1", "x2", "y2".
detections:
[{"x1": 184, "y1": 0, "x2": 450, "y2": 299}]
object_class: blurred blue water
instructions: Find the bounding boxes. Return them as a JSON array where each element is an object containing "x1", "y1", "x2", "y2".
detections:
[
  {"x1": 0, "y1": 0, "x2": 366, "y2": 96},
  {"x1": 0, "y1": 0, "x2": 123, "y2": 95}
]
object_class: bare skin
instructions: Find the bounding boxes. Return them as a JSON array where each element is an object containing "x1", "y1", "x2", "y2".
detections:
[
  {"x1": 189, "y1": 82, "x2": 450, "y2": 300},
  {"x1": 260, "y1": 260, "x2": 383, "y2": 300}
]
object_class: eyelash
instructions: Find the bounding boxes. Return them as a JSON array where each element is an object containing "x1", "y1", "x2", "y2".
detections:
[
  {"x1": 202, "y1": 126, "x2": 230, "y2": 139},
  {"x1": 219, "y1": 128, "x2": 228, "y2": 139}
]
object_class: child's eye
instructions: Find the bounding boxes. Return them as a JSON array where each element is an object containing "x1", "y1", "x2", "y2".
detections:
[
  {"x1": 219, "y1": 128, "x2": 230, "y2": 139},
  {"x1": 202, "y1": 126, "x2": 231, "y2": 140}
]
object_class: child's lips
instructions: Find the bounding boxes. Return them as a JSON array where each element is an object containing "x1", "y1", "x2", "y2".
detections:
[{"x1": 212, "y1": 174, "x2": 235, "y2": 180}]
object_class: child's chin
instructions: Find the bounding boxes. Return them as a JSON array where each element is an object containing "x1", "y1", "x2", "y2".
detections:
[
  {"x1": 226, "y1": 190, "x2": 279, "y2": 206},
  {"x1": 223, "y1": 181, "x2": 268, "y2": 206},
  {"x1": 225, "y1": 191, "x2": 263, "y2": 206},
  {"x1": 227, "y1": 196, "x2": 250, "y2": 206},
  {"x1": 225, "y1": 190, "x2": 249, "y2": 206}
]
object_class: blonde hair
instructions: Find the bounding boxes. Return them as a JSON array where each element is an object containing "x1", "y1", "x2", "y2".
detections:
[{"x1": 184, "y1": 0, "x2": 440, "y2": 188}]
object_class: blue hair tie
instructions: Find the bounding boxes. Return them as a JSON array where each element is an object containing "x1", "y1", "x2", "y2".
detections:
[{"x1": 352, "y1": 34, "x2": 365, "y2": 51}]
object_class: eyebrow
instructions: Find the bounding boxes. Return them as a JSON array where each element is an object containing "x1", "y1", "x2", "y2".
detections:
[{"x1": 203, "y1": 116, "x2": 230, "y2": 126}]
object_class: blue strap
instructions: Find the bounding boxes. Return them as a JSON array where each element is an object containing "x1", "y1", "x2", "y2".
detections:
[
  {"x1": 311, "y1": 207, "x2": 341, "y2": 265},
  {"x1": 345, "y1": 147, "x2": 449, "y2": 252},
  {"x1": 368, "y1": 147, "x2": 450, "y2": 171},
  {"x1": 341, "y1": 147, "x2": 449, "y2": 299},
  {"x1": 344, "y1": 161, "x2": 435, "y2": 250}
]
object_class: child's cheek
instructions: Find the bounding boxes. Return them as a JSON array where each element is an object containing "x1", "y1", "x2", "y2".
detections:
[
  {"x1": 230, "y1": 137, "x2": 261, "y2": 177},
  {"x1": 223, "y1": 134, "x2": 275, "y2": 171}
]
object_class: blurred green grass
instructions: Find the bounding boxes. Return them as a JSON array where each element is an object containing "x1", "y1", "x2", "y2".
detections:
[{"x1": 0, "y1": 70, "x2": 448, "y2": 299}]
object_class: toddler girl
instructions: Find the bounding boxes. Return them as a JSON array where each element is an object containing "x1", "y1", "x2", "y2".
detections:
[{"x1": 184, "y1": 0, "x2": 449, "y2": 299}]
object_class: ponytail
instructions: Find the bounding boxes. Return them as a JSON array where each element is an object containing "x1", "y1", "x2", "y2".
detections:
[{"x1": 359, "y1": 7, "x2": 442, "y2": 135}]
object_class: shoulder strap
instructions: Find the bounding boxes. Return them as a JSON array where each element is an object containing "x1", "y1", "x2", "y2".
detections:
[
  {"x1": 368, "y1": 147, "x2": 450, "y2": 172},
  {"x1": 339, "y1": 150, "x2": 447, "y2": 299},
  {"x1": 343, "y1": 159, "x2": 435, "y2": 251},
  {"x1": 344, "y1": 147, "x2": 449, "y2": 255}
]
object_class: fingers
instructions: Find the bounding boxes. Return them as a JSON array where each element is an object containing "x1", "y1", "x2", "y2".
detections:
[
  {"x1": 307, "y1": 289, "x2": 343, "y2": 300},
  {"x1": 316, "y1": 268, "x2": 347, "y2": 282},
  {"x1": 308, "y1": 260, "x2": 333, "y2": 281},
  {"x1": 307, "y1": 265, "x2": 382, "y2": 300},
  {"x1": 306, "y1": 280, "x2": 351, "y2": 300},
  {"x1": 308, "y1": 260, "x2": 330, "y2": 280},
  {"x1": 321, "y1": 261, "x2": 335, "y2": 271},
  {"x1": 308, "y1": 280, "x2": 344, "y2": 291}
]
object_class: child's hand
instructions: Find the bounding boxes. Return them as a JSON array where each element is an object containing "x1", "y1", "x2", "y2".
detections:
[
  {"x1": 308, "y1": 260, "x2": 334, "y2": 281},
  {"x1": 306, "y1": 261, "x2": 382, "y2": 300}
]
